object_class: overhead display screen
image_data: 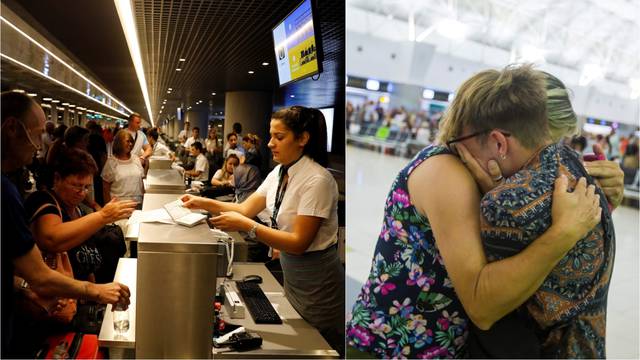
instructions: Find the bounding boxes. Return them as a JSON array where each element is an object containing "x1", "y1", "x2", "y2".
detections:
[{"x1": 272, "y1": 0, "x2": 322, "y2": 86}]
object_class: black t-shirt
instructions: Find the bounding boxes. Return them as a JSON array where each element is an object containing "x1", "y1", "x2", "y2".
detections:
[{"x1": 1, "y1": 175, "x2": 36, "y2": 357}]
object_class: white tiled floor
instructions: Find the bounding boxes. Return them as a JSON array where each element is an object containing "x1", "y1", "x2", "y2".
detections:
[{"x1": 346, "y1": 145, "x2": 640, "y2": 358}]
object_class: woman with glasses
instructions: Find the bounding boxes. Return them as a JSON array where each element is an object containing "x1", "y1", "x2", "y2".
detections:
[
  {"x1": 101, "y1": 130, "x2": 144, "y2": 204},
  {"x1": 346, "y1": 67, "x2": 623, "y2": 358},
  {"x1": 180, "y1": 106, "x2": 345, "y2": 356},
  {"x1": 24, "y1": 147, "x2": 137, "y2": 281}
]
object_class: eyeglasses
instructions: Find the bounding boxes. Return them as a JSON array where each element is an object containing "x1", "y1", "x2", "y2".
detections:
[
  {"x1": 66, "y1": 182, "x2": 92, "y2": 193},
  {"x1": 446, "y1": 129, "x2": 511, "y2": 153}
]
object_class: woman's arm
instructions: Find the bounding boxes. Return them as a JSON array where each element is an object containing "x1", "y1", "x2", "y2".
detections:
[
  {"x1": 30, "y1": 199, "x2": 137, "y2": 253},
  {"x1": 181, "y1": 192, "x2": 266, "y2": 218},
  {"x1": 409, "y1": 155, "x2": 601, "y2": 330},
  {"x1": 210, "y1": 212, "x2": 322, "y2": 255}
]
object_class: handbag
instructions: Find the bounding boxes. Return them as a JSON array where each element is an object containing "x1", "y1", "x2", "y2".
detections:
[
  {"x1": 91, "y1": 224, "x2": 126, "y2": 283},
  {"x1": 19, "y1": 193, "x2": 78, "y2": 324}
]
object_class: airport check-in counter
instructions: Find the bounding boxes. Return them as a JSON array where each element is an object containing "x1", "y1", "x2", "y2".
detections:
[
  {"x1": 144, "y1": 168, "x2": 185, "y2": 194},
  {"x1": 136, "y1": 221, "x2": 220, "y2": 358},
  {"x1": 148, "y1": 156, "x2": 173, "y2": 170}
]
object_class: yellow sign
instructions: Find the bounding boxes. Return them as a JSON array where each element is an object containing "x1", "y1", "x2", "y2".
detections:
[{"x1": 288, "y1": 35, "x2": 318, "y2": 80}]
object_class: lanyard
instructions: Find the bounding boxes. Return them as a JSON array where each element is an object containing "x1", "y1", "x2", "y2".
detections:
[{"x1": 271, "y1": 155, "x2": 304, "y2": 229}]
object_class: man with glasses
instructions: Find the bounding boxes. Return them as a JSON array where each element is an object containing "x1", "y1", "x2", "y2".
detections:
[{"x1": 1, "y1": 91, "x2": 131, "y2": 357}]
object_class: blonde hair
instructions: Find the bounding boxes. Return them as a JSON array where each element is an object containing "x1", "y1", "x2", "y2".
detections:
[
  {"x1": 437, "y1": 64, "x2": 549, "y2": 149},
  {"x1": 112, "y1": 130, "x2": 134, "y2": 156},
  {"x1": 544, "y1": 72, "x2": 578, "y2": 141}
]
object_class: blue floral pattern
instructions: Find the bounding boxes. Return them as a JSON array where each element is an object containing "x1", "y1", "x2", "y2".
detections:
[{"x1": 346, "y1": 146, "x2": 469, "y2": 359}]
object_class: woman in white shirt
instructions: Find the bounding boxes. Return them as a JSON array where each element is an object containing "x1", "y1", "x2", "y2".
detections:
[
  {"x1": 101, "y1": 130, "x2": 144, "y2": 204},
  {"x1": 211, "y1": 154, "x2": 238, "y2": 187},
  {"x1": 181, "y1": 106, "x2": 344, "y2": 356}
]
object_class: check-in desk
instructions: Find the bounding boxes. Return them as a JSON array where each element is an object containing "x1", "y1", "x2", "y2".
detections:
[
  {"x1": 215, "y1": 263, "x2": 340, "y2": 359},
  {"x1": 131, "y1": 193, "x2": 248, "y2": 262},
  {"x1": 148, "y1": 156, "x2": 173, "y2": 170},
  {"x1": 98, "y1": 260, "x2": 339, "y2": 359},
  {"x1": 144, "y1": 168, "x2": 185, "y2": 194}
]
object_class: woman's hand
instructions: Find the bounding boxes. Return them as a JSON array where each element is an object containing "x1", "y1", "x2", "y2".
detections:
[
  {"x1": 551, "y1": 175, "x2": 602, "y2": 252},
  {"x1": 180, "y1": 194, "x2": 208, "y2": 210},
  {"x1": 583, "y1": 144, "x2": 624, "y2": 209},
  {"x1": 455, "y1": 143, "x2": 504, "y2": 194},
  {"x1": 99, "y1": 198, "x2": 137, "y2": 223},
  {"x1": 209, "y1": 211, "x2": 254, "y2": 232},
  {"x1": 90, "y1": 282, "x2": 131, "y2": 308}
]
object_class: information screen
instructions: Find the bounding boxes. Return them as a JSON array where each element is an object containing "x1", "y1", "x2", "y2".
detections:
[{"x1": 273, "y1": 0, "x2": 321, "y2": 86}]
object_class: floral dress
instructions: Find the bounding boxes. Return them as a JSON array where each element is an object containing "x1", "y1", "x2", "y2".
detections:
[{"x1": 346, "y1": 146, "x2": 469, "y2": 359}]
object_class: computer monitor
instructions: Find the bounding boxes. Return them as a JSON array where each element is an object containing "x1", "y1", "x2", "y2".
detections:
[{"x1": 272, "y1": 0, "x2": 323, "y2": 87}]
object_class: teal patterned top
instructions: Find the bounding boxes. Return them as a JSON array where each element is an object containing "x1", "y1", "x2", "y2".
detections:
[{"x1": 480, "y1": 143, "x2": 615, "y2": 358}]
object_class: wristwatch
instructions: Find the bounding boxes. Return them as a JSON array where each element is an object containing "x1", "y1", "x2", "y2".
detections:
[{"x1": 247, "y1": 222, "x2": 258, "y2": 239}]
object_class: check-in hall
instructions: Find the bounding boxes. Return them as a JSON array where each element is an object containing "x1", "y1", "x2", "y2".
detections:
[{"x1": 1, "y1": 0, "x2": 345, "y2": 358}]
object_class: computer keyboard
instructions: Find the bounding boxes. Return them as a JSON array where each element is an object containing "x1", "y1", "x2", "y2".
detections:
[{"x1": 235, "y1": 281, "x2": 282, "y2": 324}]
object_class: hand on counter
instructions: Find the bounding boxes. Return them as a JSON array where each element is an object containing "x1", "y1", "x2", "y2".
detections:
[
  {"x1": 90, "y1": 282, "x2": 131, "y2": 310},
  {"x1": 180, "y1": 194, "x2": 208, "y2": 210}
]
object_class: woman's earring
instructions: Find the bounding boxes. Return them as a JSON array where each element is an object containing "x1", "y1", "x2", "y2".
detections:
[{"x1": 500, "y1": 154, "x2": 507, "y2": 160}]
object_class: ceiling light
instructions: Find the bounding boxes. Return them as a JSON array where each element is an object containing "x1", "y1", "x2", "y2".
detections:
[
  {"x1": 422, "y1": 89, "x2": 435, "y2": 99},
  {"x1": 168, "y1": 88, "x2": 172, "y2": 91},
  {"x1": 69, "y1": 104, "x2": 76, "y2": 108},
  {"x1": 12, "y1": 89, "x2": 25, "y2": 93},
  {"x1": 179, "y1": 58, "x2": 185, "y2": 62},
  {"x1": 262, "y1": 62, "x2": 269, "y2": 66},
  {"x1": 62, "y1": 102, "x2": 69, "y2": 106},
  {"x1": 436, "y1": 19, "x2": 468, "y2": 41},
  {"x1": 114, "y1": 0, "x2": 154, "y2": 125},
  {"x1": 290, "y1": 95, "x2": 295, "y2": 98},
  {"x1": 78, "y1": 107, "x2": 86, "y2": 110},
  {"x1": 176, "y1": 68, "x2": 182, "y2": 71},
  {"x1": 51, "y1": 100, "x2": 60, "y2": 103},
  {"x1": 579, "y1": 64, "x2": 605, "y2": 87},
  {"x1": 211, "y1": 92, "x2": 216, "y2": 96},
  {"x1": 1, "y1": 17, "x2": 132, "y2": 114},
  {"x1": 248, "y1": 71, "x2": 254, "y2": 74},
  {"x1": 43, "y1": 97, "x2": 52, "y2": 101},
  {"x1": 366, "y1": 79, "x2": 380, "y2": 91},
  {"x1": 27, "y1": 93, "x2": 37, "y2": 97}
]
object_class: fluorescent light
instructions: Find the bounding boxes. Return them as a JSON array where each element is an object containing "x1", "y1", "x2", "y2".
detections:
[
  {"x1": 168, "y1": 88, "x2": 173, "y2": 91},
  {"x1": 176, "y1": 68, "x2": 182, "y2": 71},
  {"x1": 43, "y1": 97, "x2": 52, "y2": 101},
  {"x1": 179, "y1": 58, "x2": 186, "y2": 62},
  {"x1": 167, "y1": 90, "x2": 171, "y2": 94},
  {"x1": 290, "y1": 95, "x2": 295, "y2": 98},
  {"x1": 12, "y1": 89, "x2": 25, "y2": 93},
  {"x1": 62, "y1": 102, "x2": 69, "y2": 106},
  {"x1": 248, "y1": 71, "x2": 254, "y2": 74},
  {"x1": 579, "y1": 64, "x2": 605, "y2": 86},
  {"x1": 1, "y1": 17, "x2": 132, "y2": 114},
  {"x1": 211, "y1": 92, "x2": 216, "y2": 95},
  {"x1": 51, "y1": 100, "x2": 60, "y2": 103},
  {"x1": 78, "y1": 107, "x2": 86, "y2": 110},
  {"x1": 366, "y1": 79, "x2": 380, "y2": 91},
  {"x1": 422, "y1": 89, "x2": 435, "y2": 99},
  {"x1": 114, "y1": 0, "x2": 154, "y2": 125},
  {"x1": 416, "y1": 25, "x2": 437, "y2": 42},
  {"x1": 69, "y1": 104, "x2": 76, "y2": 108},
  {"x1": 27, "y1": 93, "x2": 37, "y2": 97},
  {"x1": 436, "y1": 19, "x2": 468, "y2": 41},
  {"x1": 262, "y1": 62, "x2": 269, "y2": 66},
  {"x1": 408, "y1": 11, "x2": 415, "y2": 41}
]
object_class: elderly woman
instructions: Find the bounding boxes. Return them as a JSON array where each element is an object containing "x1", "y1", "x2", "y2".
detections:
[
  {"x1": 24, "y1": 147, "x2": 136, "y2": 282},
  {"x1": 101, "y1": 130, "x2": 144, "y2": 204}
]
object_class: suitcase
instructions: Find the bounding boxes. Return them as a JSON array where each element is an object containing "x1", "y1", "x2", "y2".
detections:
[{"x1": 36, "y1": 332, "x2": 104, "y2": 359}]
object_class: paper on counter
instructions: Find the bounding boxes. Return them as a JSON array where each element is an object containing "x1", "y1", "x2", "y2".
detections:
[{"x1": 126, "y1": 209, "x2": 175, "y2": 225}]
